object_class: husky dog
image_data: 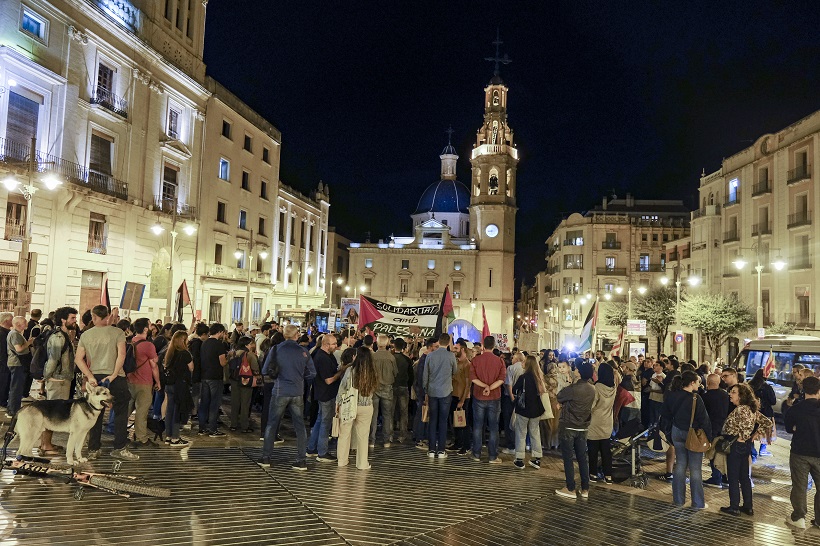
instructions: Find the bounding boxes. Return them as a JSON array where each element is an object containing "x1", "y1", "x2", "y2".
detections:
[{"x1": 14, "y1": 386, "x2": 113, "y2": 465}]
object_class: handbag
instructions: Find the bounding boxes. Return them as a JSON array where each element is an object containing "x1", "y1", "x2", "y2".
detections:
[
  {"x1": 539, "y1": 392, "x2": 553, "y2": 420},
  {"x1": 684, "y1": 394, "x2": 712, "y2": 453},
  {"x1": 339, "y1": 386, "x2": 359, "y2": 423},
  {"x1": 331, "y1": 415, "x2": 340, "y2": 438},
  {"x1": 453, "y1": 409, "x2": 466, "y2": 428},
  {"x1": 714, "y1": 435, "x2": 737, "y2": 455},
  {"x1": 421, "y1": 403, "x2": 429, "y2": 423},
  {"x1": 515, "y1": 380, "x2": 527, "y2": 412}
]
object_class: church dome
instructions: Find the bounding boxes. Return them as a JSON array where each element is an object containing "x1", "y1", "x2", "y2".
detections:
[
  {"x1": 413, "y1": 179, "x2": 470, "y2": 215},
  {"x1": 441, "y1": 143, "x2": 457, "y2": 155}
]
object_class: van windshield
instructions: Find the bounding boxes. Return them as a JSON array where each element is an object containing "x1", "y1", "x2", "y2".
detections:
[{"x1": 742, "y1": 350, "x2": 820, "y2": 382}]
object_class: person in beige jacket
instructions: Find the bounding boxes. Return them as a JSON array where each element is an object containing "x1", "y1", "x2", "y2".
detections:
[{"x1": 587, "y1": 363, "x2": 618, "y2": 484}]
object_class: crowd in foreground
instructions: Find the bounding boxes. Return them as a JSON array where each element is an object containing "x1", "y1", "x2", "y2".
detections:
[{"x1": 0, "y1": 305, "x2": 817, "y2": 530}]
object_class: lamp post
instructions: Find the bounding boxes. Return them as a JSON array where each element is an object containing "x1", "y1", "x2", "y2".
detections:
[
  {"x1": 2, "y1": 136, "x2": 63, "y2": 316},
  {"x1": 286, "y1": 259, "x2": 314, "y2": 310},
  {"x1": 328, "y1": 274, "x2": 344, "y2": 310},
  {"x1": 234, "y1": 229, "x2": 268, "y2": 325},
  {"x1": 659, "y1": 267, "x2": 701, "y2": 349},
  {"x1": 151, "y1": 200, "x2": 197, "y2": 323},
  {"x1": 733, "y1": 240, "x2": 786, "y2": 330}
]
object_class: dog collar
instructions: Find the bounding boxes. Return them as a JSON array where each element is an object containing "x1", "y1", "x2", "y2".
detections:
[{"x1": 88, "y1": 401, "x2": 104, "y2": 411}]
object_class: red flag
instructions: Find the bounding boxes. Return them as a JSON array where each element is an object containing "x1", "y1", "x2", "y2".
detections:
[
  {"x1": 762, "y1": 350, "x2": 775, "y2": 378},
  {"x1": 610, "y1": 328, "x2": 624, "y2": 358},
  {"x1": 358, "y1": 296, "x2": 384, "y2": 329},
  {"x1": 100, "y1": 274, "x2": 111, "y2": 311},
  {"x1": 481, "y1": 304, "x2": 491, "y2": 341},
  {"x1": 175, "y1": 280, "x2": 191, "y2": 322}
]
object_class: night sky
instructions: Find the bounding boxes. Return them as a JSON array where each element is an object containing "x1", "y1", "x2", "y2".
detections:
[{"x1": 204, "y1": 1, "x2": 820, "y2": 285}]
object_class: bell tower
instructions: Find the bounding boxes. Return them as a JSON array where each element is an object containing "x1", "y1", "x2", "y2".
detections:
[{"x1": 469, "y1": 31, "x2": 518, "y2": 337}]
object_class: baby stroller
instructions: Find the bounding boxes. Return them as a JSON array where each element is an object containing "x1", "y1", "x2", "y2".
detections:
[{"x1": 610, "y1": 420, "x2": 651, "y2": 489}]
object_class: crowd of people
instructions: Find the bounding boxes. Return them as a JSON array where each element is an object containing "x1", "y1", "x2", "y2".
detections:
[{"x1": 0, "y1": 306, "x2": 817, "y2": 530}]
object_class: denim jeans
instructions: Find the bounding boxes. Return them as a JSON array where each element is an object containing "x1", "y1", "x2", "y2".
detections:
[
  {"x1": 7, "y1": 365, "x2": 27, "y2": 415},
  {"x1": 671, "y1": 426, "x2": 705, "y2": 508},
  {"x1": 0, "y1": 360, "x2": 10, "y2": 408},
  {"x1": 427, "y1": 396, "x2": 450, "y2": 452},
  {"x1": 790, "y1": 452, "x2": 820, "y2": 521},
  {"x1": 559, "y1": 427, "x2": 589, "y2": 492},
  {"x1": 649, "y1": 399, "x2": 663, "y2": 426},
  {"x1": 369, "y1": 386, "x2": 394, "y2": 444},
  {"x1": 413, "y1": 396, "x2": 427, "y2": 442},
  {"x1": 88, "y1": 375, "x2": 131, "y2": 451},
  {"x1": 393, "y1": 387, "x2": 409, "y2": 441},
  {"x1": 727, "y1": 439, "x2": 752, "y2": 510},
  {"x1": 472, "y1": 398, "x2": 500, "y2": 459},
  {"x1": 262, "y1": 395, "x2": 307, "y2": 461},
  {"x1": 514, "y1": 414, "x2": 542, "y2": 459},
  {"x1": 198, "y1": 379, "x2": 222, "y2": 433},
  {"x1": 501, "y1": 394, "x2": 514, "y2": 449},
  {"x1": 151, "y1": 389, "x2": 165, "y2": 419},
  {"x1": 261, "y1": 382, "x2": 275, "y2": 434},
  {"x1": 308, "y1": 399, "x2": 335, "y2": 456},
  {"x1": 165, "y1": 383, "x2": 181, "y2": 439}
]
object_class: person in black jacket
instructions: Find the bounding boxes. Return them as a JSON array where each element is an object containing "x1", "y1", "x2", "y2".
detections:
[
  {"x1": 784, "y1": 376, "x2": 820, "y2": 530},
  {"x1": 749, "y1": 368, "x2": 777, "y2": 457},
  {"x1": 661, "y1": 370, "x2": 712, "y2": 509},
  {"x1": 702, "y1": 373, "x2": 730, "y2": 487},
  {"x1": 511, "y1": 355, "x2": 546, "y2": 470}
]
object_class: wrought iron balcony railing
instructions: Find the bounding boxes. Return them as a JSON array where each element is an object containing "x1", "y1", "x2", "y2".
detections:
[
  {"x1": 787, "y1": 164, "x2": 811, "y2": 185},
  {"x1": 90, "y1": 87, "x2": 128, "y2": 118}
]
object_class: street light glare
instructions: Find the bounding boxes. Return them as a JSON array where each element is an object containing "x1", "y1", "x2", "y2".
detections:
[
  {"x1": 183, "y1": 224, "x2": 196, "y2": 236},
  {"x1": 259, "y1": 250, "x2": 268, "y2": 260},
  {"x1": 359, "y1": 284, "x2": 366, "y2": 292},
  {"x1": 659, "y1": 277, "x2": 669, "y2": 286},
  {"x1": 604, "y1": 293, "x2": 612, "y2": 300},
  {"x1": 336, "y1": 277, "x2": 344, "y2": 285},
  {"x1": 150, "y1": 223, "x2": 164, "y2": 235},
  {"x1": 2, "y1": 177, "x2": 19, "y2": 192},
  {"x1": 771, "y1": 258, "x2": 786, "y2": 271},
  {"x1": 563, "y1": 297, "x2": 570, "y2": 304},
  {"x1": 306, "y1": 266, "x2": 314, "y2": 274},
  {"x1": 637, "y1": 286, "x2": 647, "y2": 295},
  {"x1": 42, "y1": 175, "x2": 62, "y2": 190},
  {"x1": 615, "y1": 286, "x2": 623, "y2": 294},
  {"x1": 234, "y1": 250, "x2": 243, "y2": 259},
  {"x1": 734, "y1": 257, "x2": 747, "y2": 270},
  {"x1": 687, "y1": 276, "x2": 701, "y2": 287}
]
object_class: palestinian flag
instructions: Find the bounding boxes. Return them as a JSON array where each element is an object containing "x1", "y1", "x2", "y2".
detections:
[
  {"x1": 577, "y1": 300, "x2": 599, "y2": 353},
  {"x1": 358, "y1": 295, "x2": 384, "y2": 328},
  {"x1": 434, "y1": 284, "x2": 456, "y2": 337},
  {"x1": 175, "y1": 280, "x2": 191, "y2": 323},
  {"x1": 100, "y1": 273, "x2": 111, "y2": 311}
]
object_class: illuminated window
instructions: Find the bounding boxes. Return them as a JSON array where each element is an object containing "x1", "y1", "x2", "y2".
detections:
[
  {"x1": 365, "y1": 258, "x2": 373, "y2": 268},
  {"x1": 218, "y1": 158, "x2": 230, "y2": 180},
  {"x1": 454, "y1": 261, "x2": 462, "y2": 271},
  {"x1": 428, "y1": 259, "x2": 435, "y2": 270},
  {"x1": 167, "y1": 108, "x2": 180, "y2": 139}
]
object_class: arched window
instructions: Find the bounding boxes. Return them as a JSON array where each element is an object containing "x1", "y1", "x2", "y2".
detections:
[
  {"x1": 492, "y1": 91, "x2": 499, "y2": 106},
  {"x1": 491, "y1": 121, "x2": 498, "y2": 145},
  {"x1": 489, "y1": 174, "x2": 499, "y2": 195},
  {"x1": 708, "y1": 193, "x2": 714, "y2": 205}
]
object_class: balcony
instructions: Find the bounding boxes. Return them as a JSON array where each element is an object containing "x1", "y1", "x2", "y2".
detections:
[
  {"x1": 547, "y1": 265, "x2": 561, "y2": 274},
  {"x1": 723, "y1": 267, "x2": 740, "y2": 278},
  {"x1": 752, "y1": 180, "x2": 772, "y2": 196},
  {"x1": 563, "y1": 239, "x2": 583, "y2": 246},
  {"x1": 153, "y1": 196, "x2": 198, "y2": 219},
  {"x1": 90, "y1": 87, "x2": 128, "y2": 118},
  {"x1": 548, "y1": 290, "x2": 560, "y2": 298},
  {"x1": 787, "y1": 210, "x2": 812, "y2": 229},
  {"x1": 417, "y1": 292, "x2": 440, "y2": 302},
  {"x1": 691, "y1": 204, "x2": 721, "y2": 220},
  {"x1": 87, "y1": 234, "x2": 107, "y2": 255},
  {"x1": 789, "y1": 259, "x2": 812, "y2": 271},
  {"x1": 751, "y1": 222, "x2": 772, "y2": 236},
  {"x1": 601, "y1": 241, "x2": 621, "y2": 250},
  {"x1": 724, "y1": 195, "x2": 740, "y2": 207},
  {"x1": 723, "y1": 229, "x2": 740, "y2": 243},
  {"x1": 563, "y1": 263, "x2": 583, "y2": 271},
  {"x1": 0, "y1": 137, "x2": 128, "y2": 201},
  {"x1": 785, "y1": 313, "x2": 815, "y2": 328},
  {"x1": 596, "y1": 267, "x2": 627, "y2": 276},
  {"x1": 635, "y1": 263, "x2": 666, "y2": 272},
  {"x1": 787, "y1": 164, "x2": 811, "y2": 185},
  {"x1": 3, "y1": 221, "x2": 24, "y2": 242}
]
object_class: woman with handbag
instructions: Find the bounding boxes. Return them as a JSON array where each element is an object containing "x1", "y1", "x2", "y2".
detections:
[
  {"x1": 661, "y1": 370, "x2": 712, "y2": 509},
  {"x1": 720, "y1": 383, "x2": 765, "y2": 516},
  {"x1": 229, "y1": 336, "x2": 261, "y2": 433},
  {"x1": 164, "y1": 330, "x2": 194, "y2": 447},
  {"x1": 511, "y1": 355, "x2": 547, "y2": 469},
  {"x1": 587, "y1": 363, "x2": 618, "y2": 483},
  {"x1": 336, "y1": 347, "x2": 379, "y2": 470}
]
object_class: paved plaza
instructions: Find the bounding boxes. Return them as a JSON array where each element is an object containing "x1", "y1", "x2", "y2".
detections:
[{"x1": 0, "y1": 410, "x2": 818, "y2": 546}]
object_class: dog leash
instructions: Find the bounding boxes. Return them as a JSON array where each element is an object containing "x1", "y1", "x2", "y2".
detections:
[{"x1": 2, "y1": 414, "x2": 19, "y2": 462}]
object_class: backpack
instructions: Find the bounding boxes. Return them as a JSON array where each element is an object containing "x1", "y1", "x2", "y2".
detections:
[
  {"x1": 262, "y1": 345, "x2": 280, "y2": 381},
  {"x1": 123, "y1": 339, "x2": 149, "y2": 375},
  {"x1": 230, "y1": 351, "x2": 254, "y2": 386},
  {"x1": 30, "y1": 328, "x2": 67, "y2": 379}
]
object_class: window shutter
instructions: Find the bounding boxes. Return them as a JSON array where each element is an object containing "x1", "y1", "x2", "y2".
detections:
[{"x1": 6, "y1": 92, "x2": 40, "y2": 148}]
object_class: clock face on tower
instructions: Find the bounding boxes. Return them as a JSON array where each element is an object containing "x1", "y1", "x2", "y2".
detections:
[{"x1": 485, "y1": 224, "x2": 499, "y2": 238}]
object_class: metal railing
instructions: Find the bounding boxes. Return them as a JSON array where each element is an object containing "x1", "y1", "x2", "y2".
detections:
[
  {"x1": 601, "y1": 241, "x2": 621, "y2": 250},
  {"x1": 752, "y1": 180, "x2": 771, "y2": 196},
  {"x1": 563, "y1": 263, "x2": 583, "y2": 271},
  {"x1": 724, "y1": 195, "x2": 740, "y2": 207},
  {"x1": 787, "y1": 164, "x2": 811, "y2": 185},
  {"x1": 723, "y1": 230, "x2": 740, "y2": 243},
  {"x1": 787, "y1": 210, "x2": 812, "y2": 228},
  {"x1": 751, "y1": 222, "x2": 772, "y2": 236},
  {"x1": 635, "y1": 263, "x2": 666, "y2": 272},
  {"x1": 3, "y1": 221, "x2": 24, "y2": 242},
  {"x1": 596, "y1": 267, "x2": 627, "y2": 276},
  {"x1": 153, "y1": 196, "x2": 198, "y2": 219},
  {"x1": 87, "y1": 234, "x2": 107, "y2": 255},
  {"x1": 789, "y1": 260, "x2": 812, "y2": 270},
  {"x1": 562, "y1": 239, "x2": 584, "y2": 246},
  {"x1": 90, "y1": 87, "x2": 128, "y2": 118},
  {"x1": 0, "y1": 137, "x2": 128, "y2": 200},
  {"x1": 785, "y1": 313, "x2": 815, "y2": 328}
]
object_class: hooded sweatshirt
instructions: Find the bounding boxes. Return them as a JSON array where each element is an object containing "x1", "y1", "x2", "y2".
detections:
[{"x1": 587, "y1": 365, "x2": 617, "y2": 440}]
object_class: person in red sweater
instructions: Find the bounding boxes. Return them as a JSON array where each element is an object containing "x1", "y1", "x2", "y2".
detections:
[{"x1": 469, "y1": 336, "x2": 506, "y2": 463}]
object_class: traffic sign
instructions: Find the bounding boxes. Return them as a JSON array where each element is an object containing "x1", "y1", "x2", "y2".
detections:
[{"x1": 674, "y1": 331, "x2": 684, "y2": 344}]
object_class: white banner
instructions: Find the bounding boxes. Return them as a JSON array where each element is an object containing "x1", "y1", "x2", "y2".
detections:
[{"x1": 359, "y1": 296, "x2": 439, "y2": 337}]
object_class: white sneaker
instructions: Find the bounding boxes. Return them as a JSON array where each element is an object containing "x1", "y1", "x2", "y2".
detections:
[
  {"x1": 786, "y1": 517, "x2": 806, "y2": 529},
  {"x1": 555, "y1": 487, "x2": 576, "y2": 499},
  {"x1": 110, "y1": 448, "x2": 140, "y2": 461}
]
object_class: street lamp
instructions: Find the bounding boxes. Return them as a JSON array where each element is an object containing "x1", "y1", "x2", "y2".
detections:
[
  {"x1": 151, "y1": 205, "x2": 197, "y2": 323},
  {"x1": 286, "y1": 259, "x2": 313, "y2": 310},
  {"x1": 233, "y1": 229, "x2": 268, "y2": 325},
  {"x1": 327, "y1": 274, "x2": 344, "y2": 310},
  {"x1": 733, "y1": 242, "x2": 787, "y2": 330}
]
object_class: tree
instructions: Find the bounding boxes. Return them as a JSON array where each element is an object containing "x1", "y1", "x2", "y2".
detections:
[
  {"x1": 603, "y1": 301, "x2": 628, "y2": 330},
  {"x1": 680, "y1": 292, "x2": 755, "y2": 356},
  {"x1": 634, "y1": 286, "x2": 677, "y2": 352},
  {"x1": 766, "y1": 323, "x2": 795, "y2": 335}
]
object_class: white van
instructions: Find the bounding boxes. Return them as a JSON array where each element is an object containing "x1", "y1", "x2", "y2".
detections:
[{"x1": 734, "y1": 335, "x2": 820, "y2": 413}]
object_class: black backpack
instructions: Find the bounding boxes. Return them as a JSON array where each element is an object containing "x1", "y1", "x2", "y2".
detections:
[
  {"x1": 30, "y1": 328, "x2": 67, "y2": 379},
  {"x1": 123, "y1": 339, "x2": 149, "y2": 374}
]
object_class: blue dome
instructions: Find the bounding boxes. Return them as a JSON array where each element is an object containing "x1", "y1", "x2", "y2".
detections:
[{"x1": 413, "y1": 179, "x2": 470, "y2": 214}]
